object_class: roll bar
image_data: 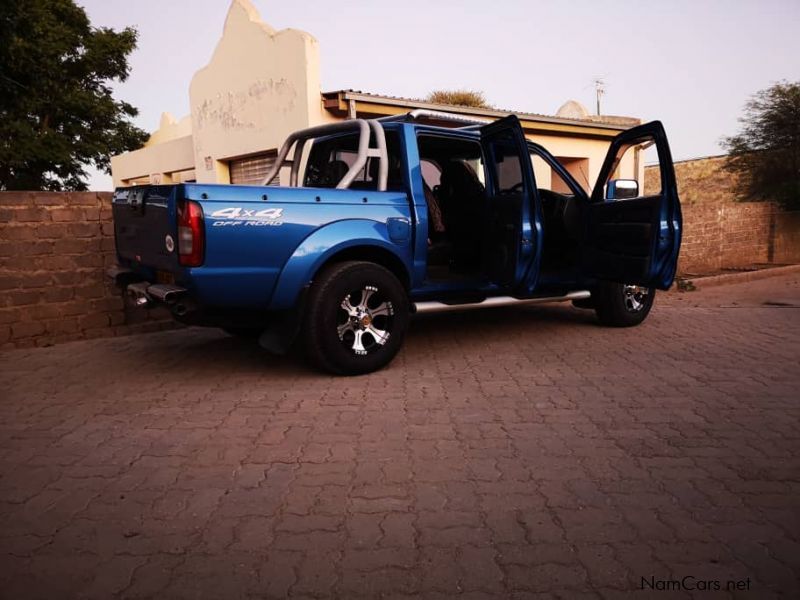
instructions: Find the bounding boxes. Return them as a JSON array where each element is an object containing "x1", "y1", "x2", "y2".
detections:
[
  {"x1": 261, "y1": 119, "x2": 388, "y2": 191},
  {"x1": 379, "y1": 109, "x2": 492, "y2": 127}
]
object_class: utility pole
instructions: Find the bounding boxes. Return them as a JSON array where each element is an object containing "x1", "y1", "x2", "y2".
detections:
[{"x1": 593, "y1": 78, "x2": 605, "y2": 116}]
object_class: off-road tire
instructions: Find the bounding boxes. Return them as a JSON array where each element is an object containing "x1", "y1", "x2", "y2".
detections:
[
  {"x1": 594, "y1": 281, "x2": 655, "y2": 327},
  {"x1": 303, "y1": 261, "x2": 409, "y2": 375}
]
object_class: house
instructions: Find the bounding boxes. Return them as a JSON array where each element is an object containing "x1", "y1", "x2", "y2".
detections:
[{"x1": 110, "y1": 0, "x2": 641, "y2": 192}]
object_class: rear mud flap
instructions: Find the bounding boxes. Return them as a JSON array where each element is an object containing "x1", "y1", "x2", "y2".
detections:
[{"x1": 258, "y1": 285, "x2": 310, "y2": 355}]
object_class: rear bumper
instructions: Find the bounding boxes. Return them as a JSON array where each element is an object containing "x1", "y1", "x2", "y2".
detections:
[{"x1": 105, "y1": 266, "x2": 301, "y2": 351}]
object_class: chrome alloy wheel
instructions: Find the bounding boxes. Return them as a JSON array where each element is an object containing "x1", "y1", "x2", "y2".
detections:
[
  {"x1": 337, "y1": 285, "x2": 394, "y2": 355},
  {"x1": 623, "y1": 285, "x2": 650, "y2": 312}
]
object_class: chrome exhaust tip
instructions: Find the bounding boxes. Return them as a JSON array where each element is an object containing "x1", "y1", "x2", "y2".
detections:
[
  {"x1": 147, "y1": 284, "x2": 187, "y2": 305},
  {"x1": 162, "y1": 290, "x2": 180, "y2": 304}
]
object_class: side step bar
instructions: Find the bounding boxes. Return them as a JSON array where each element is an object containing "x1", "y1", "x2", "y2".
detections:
[{"x1": 414, "y1": 291, "x2": 591, "y2": 315}]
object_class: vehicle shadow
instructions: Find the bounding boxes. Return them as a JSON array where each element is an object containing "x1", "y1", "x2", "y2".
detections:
[{"x1": 114, "y1": 303, "x2": 597, "y2": 378}]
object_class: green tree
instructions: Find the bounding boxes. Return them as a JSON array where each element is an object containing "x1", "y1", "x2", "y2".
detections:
[
  {"x1": 0, "y1": 0, "x2": 147, "y2": 191},
  {"x1": 722, "y1": 81, "x2": 800, "y2": 211},
  {"x1": 426, "y1": 89, "x2": 492, "y2": 109}
]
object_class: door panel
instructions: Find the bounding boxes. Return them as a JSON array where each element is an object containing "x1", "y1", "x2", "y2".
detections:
[
  {"x1": 585, "y1": 121, "x2": 682, "y2": 290},
  {"x1": 479, "y1": 115, "x2": 541, "y2": 291}
]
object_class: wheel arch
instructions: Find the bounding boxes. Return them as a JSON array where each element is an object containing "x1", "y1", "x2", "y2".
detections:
[
  {"x1": 268, "y1": 220, "x2": 412, "y2": 310},
  {"x1": 315, "y1": 246, "x2": 410, "y2": 290}
]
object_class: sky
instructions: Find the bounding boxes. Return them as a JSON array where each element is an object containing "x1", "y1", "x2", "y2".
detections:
[{"x1": 78, "y1": 0, "x2": 800, "y2": 190}]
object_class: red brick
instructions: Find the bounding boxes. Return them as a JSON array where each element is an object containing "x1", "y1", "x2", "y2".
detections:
[
  {"x1": 88, "y1": 296, "x2": 125, "y2": 312},
  {"x1": 42, "y1": 287, "x2": 74, "y2": 302},
  {"x1": 35, "y1": 222, "x2": 70, "y2": 239},
  {"x1": 14, "y1": 240, "x2": 53, "y2": 257},
  {"x1": 69, "y1": 192, "x2": 108, "y2": 207},
  {"x1": 53, "y1": 238, "x2": 99, "y2": 254},
  {"x1": 12, "y1": 207, "x2": 50, "y2": 222},
  {"x1": 11, "y1": 320, "x2": 46, "y2": 339},
  {"x1": 9, "y1": 289, "x2": 42, "y2": 306},
  {"x1": 67, "y1": 222, "x2": 100, "y2": 238},
  {"x1": 44, "y1": 318, "x2": 81, "y2": 335},
  {"x1": 0, "y1": 307, "x2": 21, "y2": 324},
  {"x1": 19, "y1": 272, "x2": 53, "y2": 289},
  {"x1": 77, "y1": 313, "x2": 110, "y2": 329},
  {"x1": 3, "y1": 225, "x2": 38, "y2": 241},
  {"x1": 57, "y1": 300, "x2": 94, "y2": 317},
  {"x1": 0, "y1": 275, "x2": 17, "y2": 290},
  {"x1": 82, "y1": 207, "x2": 101, "y2": 221},
  {"x1": 0, "y1": 191, "x2": 33, "y2": 205},
  {"x1": 49, "y1": 271, "x2": 81, "y2": 286},
  {"x1": 71, "y1": 253, "x2": 104, "y2": 268},
  {"x1": 74, "y1": 284, "x2": 105, "y2": 299},
  {"x1": 50, "y1": 207, "x2": 83, "y2": 222},
  {"x1": 27, "y1": 304, "x2": 67, "y2": 320}
]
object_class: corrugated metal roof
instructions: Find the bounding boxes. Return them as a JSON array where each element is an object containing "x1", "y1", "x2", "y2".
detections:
[{"x1": 322, "y1": 89, "x2": 639, "y2": 130}]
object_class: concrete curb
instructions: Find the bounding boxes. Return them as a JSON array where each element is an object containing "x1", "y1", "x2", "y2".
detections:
[{"x1": 676, "y1": 264, "x2": 800, "y2": 290}]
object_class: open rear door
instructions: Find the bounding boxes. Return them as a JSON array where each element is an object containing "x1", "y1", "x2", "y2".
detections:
[
  {"x1": 479, "y1": 115, "x2": 541, "y2": 291},
  {"x1": 584, "y1": 121, "x2": 682, "y2": 290}
]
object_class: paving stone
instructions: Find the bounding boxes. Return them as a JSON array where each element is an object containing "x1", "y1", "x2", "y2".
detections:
[{"x1": 0, "y1": 273, "x2": 798, "y2": 597}]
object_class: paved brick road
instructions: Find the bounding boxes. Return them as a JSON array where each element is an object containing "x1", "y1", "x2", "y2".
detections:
[{"x1": 1, "y1": 274, "x2": 799, "y2": 599}]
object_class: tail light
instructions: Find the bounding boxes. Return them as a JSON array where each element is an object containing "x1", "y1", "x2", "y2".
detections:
[{"x1": 177, "y1": 200, "x2": 204, "y2": 267}]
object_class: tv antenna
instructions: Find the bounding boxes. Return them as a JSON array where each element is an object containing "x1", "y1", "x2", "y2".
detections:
[{"x1": 593, "y1": 78, "x2": 605, "y2": 115}]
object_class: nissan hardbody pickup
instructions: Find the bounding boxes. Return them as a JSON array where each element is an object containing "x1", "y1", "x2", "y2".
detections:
[{"x1": 110, "y1": 111, "x2": 682, "y2": 374}]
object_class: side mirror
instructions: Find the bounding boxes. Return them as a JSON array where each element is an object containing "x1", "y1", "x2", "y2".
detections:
[{"x1": 606, "y1": 179, "x2": 639, "y2": 200}]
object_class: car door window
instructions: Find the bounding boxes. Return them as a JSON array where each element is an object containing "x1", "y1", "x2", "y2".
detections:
[
  {"x1": 304, "y1": 131, "x2": 403, "y2": 190},
  {"x1": 530, "y1": 153, "x2": 579, "y2": 196},
  {"x1": 599, "y1": 138, "x2": 661, "y2": 200},
  {"x1": 485, "y1": 129, "x2": 525, "y2": 194}
]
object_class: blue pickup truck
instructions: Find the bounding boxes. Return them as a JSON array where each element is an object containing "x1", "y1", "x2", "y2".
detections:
[{"x1": 110, "y1": 111, "x2": 681, "y2": 374}]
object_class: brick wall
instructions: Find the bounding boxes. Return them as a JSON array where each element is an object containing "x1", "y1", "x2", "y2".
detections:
[
  {"x1": 646, "y1": 156, "x2": 800, "y2": 274},
  {"x1": 678, "y1": 201, "x2": 777, "y2": 274},
  {"x1": 774, "y1": 211, "x2": 800, "y2": 264},
  {"x1": 1, "y1": 182, "x2": 798, "y2": 350},
  {"x1": 0, "y1": 192, "x2": 173, "y2": 349}
]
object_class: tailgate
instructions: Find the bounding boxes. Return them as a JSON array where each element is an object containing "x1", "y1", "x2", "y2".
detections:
[{"x1": 112, "y1": 185, "x2": 181, "y2": 272}]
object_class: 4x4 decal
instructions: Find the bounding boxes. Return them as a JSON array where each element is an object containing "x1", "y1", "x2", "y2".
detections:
[{"x1": 210, "y1": 207, "x2": 284, "y2": 227}]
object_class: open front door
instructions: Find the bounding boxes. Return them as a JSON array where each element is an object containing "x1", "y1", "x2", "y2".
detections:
[
  {"x1": 584, "y1": 121, "x2": 682, "y2": 290},
  {"x1": 479, "y1": 115, "x2": 541, "y2": 291}
]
